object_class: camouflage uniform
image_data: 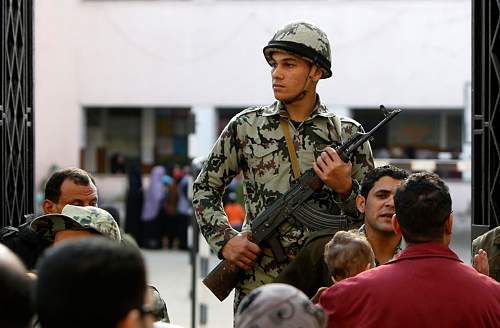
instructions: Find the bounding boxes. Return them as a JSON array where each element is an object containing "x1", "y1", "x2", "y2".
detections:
[
  {"x1": 472, "y1": 227, "x2": 500, "y2": 282},
  {"x1": 31, "y1": 205, "x2": 171, "y2": 323},
  {"x1": 193, "y1": 100, "x2": 373, "y2": 302},
  {"x1": 358, "y1": 224, "x2": 406, "y2": 266},
  {"x1": 193, "y1": 21, "x2": 374, "y2": 307}
]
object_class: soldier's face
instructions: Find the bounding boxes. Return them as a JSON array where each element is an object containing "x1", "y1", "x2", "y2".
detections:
[
  {"x1": 357, "y1": 176, "x2": 403, "y2": 234},
  {"x1": 43, "y1": 178, "x2": 98, "y2": 214},
  {"x1": 270, "y1": 51, "x2": 316, "y2": 102}
]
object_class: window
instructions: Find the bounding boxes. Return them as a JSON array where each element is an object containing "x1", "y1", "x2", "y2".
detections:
[{"x1": 352, "y1": 108, "x2": 464, "y2": 159}]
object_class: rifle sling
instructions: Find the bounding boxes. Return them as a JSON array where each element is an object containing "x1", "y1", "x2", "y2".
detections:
[
  {"x1": 280, "y1": 118, "x2": 349, "y2": 231},
  {"x1": 280, "y1": 118, "x2": 301, "y2": 179}
]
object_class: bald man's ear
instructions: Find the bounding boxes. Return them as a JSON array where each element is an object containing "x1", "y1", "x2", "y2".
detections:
[
  {"x1": 356, "y1": 195, "x2": 366, "y2": 213},
  {"x1": 391, "y1": 214, "x2": 402, "y2": 235}
]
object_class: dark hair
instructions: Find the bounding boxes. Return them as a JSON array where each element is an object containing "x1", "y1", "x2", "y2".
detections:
[
  {"x1": 0, "y1": 263, "x2": 34, "y2": 328},
  {"x1": 360, "y1": 165, "x2": 409, "y2": 198},
  {"x1": 394, "y1": 172, "x2": 452, "y2": 243},
  {"x1": 44, "y1": 168, "x2": 96, "y2": 202},
  {"x1": 324, "y1": 230, "x2": 375, "y2": 282},
  {"x1": 36, "y1": 237, "x2": 146, "y2": 328}
]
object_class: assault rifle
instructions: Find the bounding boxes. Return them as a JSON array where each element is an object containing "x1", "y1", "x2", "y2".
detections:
[{"x1": 203, "y1": 106, "x2": 401, "y2": 301}]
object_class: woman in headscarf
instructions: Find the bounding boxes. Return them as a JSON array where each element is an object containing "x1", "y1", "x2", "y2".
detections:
[
  {"x1": 235, "y1": 283, "x2": 327, "y2": 328},
  {"x1": 141, "y1": 165, "x2": 166, "y2": 249}
]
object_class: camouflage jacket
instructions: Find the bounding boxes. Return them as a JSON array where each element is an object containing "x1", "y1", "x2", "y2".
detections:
[
  {"x1": 472, "y1": 227, "x2": 500, "y2": 282},
  {"x1": 358, "y1": 224, "x2": 406, "y2": 266},
  {"x1": 193, "y1": 97, "x2": 373, "y2": 296}
]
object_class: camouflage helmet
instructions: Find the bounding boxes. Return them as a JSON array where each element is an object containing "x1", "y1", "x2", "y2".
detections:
[
  {"x1": 30, "y1": 205, "x2": 121, "y2": 242},
  {"x1": 263, "y1": 22, "x2": 332, "y2": 79}
]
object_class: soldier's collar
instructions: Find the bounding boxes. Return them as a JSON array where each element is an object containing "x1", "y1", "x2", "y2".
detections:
[{"x1": 262, "y1": 94, "x2": 337, "y2": 119}]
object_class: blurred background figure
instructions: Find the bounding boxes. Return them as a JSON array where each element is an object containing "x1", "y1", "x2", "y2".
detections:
[
  {"x1": 142, "y1": 165, "x2": 167, "y2": 249},
  {"x1": 125, "y1": 165, "x2": 144, "y2": 247},
  {"x1": 224, "y1": 192, "x2": 245, "y2": 232},
  {"x1": 161, "y1": 169, "x2": 178, "y2": 250},
  {"x1": 110, "y1": 152, "x2": 126, "y2": 174},
  {"x1": 175, "y1": 166, "x2": 193, "y2": 250}
]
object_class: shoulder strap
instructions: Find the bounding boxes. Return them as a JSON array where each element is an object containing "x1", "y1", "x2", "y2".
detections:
[{"x1": 280, "y1": 118, "x2": 301, "y2": 179}]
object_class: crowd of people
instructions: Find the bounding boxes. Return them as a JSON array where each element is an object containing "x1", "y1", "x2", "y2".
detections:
[
  {"x1": 1, "y1": 20, "x2": 500, "y2": 328},
  {"x1": 126, "y1": 164, "x2": 193, "y2": 251}
]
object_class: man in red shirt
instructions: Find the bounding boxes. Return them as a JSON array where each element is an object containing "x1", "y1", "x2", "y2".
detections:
[{"x1": 319, "y1": 172, "x2": 500, "y2": 328}]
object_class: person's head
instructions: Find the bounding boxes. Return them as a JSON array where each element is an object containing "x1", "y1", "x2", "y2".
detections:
[
  {"x1": 393, "y1": 172, "x2": 453, "y2": 244},
  {"x1": 356, "y1": 165, "x2": 409, "y2": 235},
  {"x1": 42, "y1": 167, "x2": 98, "y2": 214},
  {"x1": 36, "y1": 237, "x2": 151, "y2": 328},
  {"x1": 263, "y1": 22, "x2": 331, "y2": 104},
  {"x1": 30, "y1": 205, "x2": 121, "y2": 244},
  {"x1": 324, "y1": 230, "x2": 375, "y2": 282},
  {"x1": 235, "y1": 283, "x2": 327, "y2": 328},
  {"x1": 0, "y1": 244, "x2": 34, "y2": 328}
]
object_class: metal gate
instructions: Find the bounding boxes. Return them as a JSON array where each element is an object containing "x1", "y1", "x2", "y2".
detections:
[{"x1": 0, "y1": 0, "x2": 34, "y2": 228}]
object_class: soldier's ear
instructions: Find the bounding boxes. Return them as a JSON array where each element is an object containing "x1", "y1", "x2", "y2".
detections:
[
  {"x1": 309, "y1": 64, "x2": 322, "y2": 82},
  {"x1": 356, "y1": 195, "x2": 366, "y2": 213}
]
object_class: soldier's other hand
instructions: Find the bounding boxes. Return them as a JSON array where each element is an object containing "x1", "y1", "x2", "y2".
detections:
[
  {"x1": 473, "y1": 249, "x2": 490, "y2": 276},
  {"x1": 313, "y1": 147, "x2": 352, "y2": 199},
  {"x1": 221, "y1": 232, "x2": 261, "y2": 270}
]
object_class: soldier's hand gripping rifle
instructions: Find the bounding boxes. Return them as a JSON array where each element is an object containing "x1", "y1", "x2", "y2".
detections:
[{"x1": 203, "y1": 106, "x2": 401, "y2": 301}]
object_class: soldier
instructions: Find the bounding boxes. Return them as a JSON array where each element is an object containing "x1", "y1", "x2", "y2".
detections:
[
  {"x1": 30, "y1": 205, "x2": 171, "y2": 324},
  {"x1": 30, "y1": 205, "x2": 122, "y2": 245},
  {"x1": 1, "y1": 167, "x2": 98, "y2": 269},
  {"x1": 193, "y1": 21, "x2": 374, "y2": 308},
  {"x1": 276, "y1": 165, "x2": 407, "y2": 298}
]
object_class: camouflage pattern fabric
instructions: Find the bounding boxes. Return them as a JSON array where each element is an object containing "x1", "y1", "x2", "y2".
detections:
[
  {"x1": 472, "y1": 227, "x2": 500, "y2": 282},
  {"x1": 30, "y1": 205, "x2": 121, "y2": 242},
  {"x1": 149, "y1": 285, "x2": 170, "y2": 323},
  {"x1": 235, "y1": 283, "x2": 327, "y2": 328},
  {"x1": 358, "y1": 225, "x2": 406, "y2": 266},
  {"x1": 193, "y1": 97, "x2": 373, "y2": 308}
]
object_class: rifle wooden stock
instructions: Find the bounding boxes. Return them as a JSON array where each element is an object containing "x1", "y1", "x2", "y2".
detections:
[{"x1": 202, "y1": 259, "x2": 242, "y2": 301}]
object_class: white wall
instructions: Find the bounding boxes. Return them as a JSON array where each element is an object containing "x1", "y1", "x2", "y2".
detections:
[{"x1": 35, "y1": 0, "x2": 470, "y2": 183}]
